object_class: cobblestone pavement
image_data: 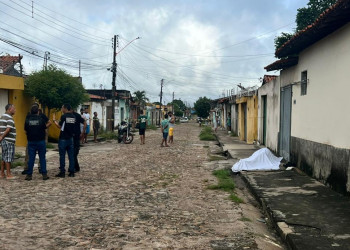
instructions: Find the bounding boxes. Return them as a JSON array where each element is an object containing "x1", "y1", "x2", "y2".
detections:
[{"x1": 0, "y1": 122, "x2": 284, "y2": 250}]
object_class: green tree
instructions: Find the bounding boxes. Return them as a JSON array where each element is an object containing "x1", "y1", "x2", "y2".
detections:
[
  {"x1": 274, "y1": 0, "x2": 336, "y2": 52},
  {"x1": 25, "y1": 65, "x2": 88, "y2": 115},
  {"x1": 133, "y1": 90, "x2": 149, "y2": 106},
  {"x1": 274, "y1": 32, "x2": 294, "y2": 51},
  {"x1": 296, "y1": 0, "x2": 337, "y2": 32},
  {"x1": 168, "y1": 99, "x2": 186, "y2": 117},
  {"x1": 194, "y1": 97, "x2": 211, "y2": 118}
]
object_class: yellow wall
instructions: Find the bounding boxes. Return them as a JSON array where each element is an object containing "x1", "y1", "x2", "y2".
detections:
[
  {"x1": 47, "y1": 109, "x2": 61, "y2": 141},
  {"x1": 236, "y1": 95, "x2": 258, "y2": 144},
  {"x1": 0, "y1": 74, "x2": 24, "y2": 90},
  {"x1": 8, "y1": 90, "x2": 33, "y2": 147}
]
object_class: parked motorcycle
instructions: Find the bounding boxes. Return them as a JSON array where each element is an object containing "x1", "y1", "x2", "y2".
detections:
[{"x1": 117, "y1": 121, "x2": 134, "y2": 144}]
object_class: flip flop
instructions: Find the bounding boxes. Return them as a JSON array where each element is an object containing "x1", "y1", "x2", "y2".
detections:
[{"x1": 6, "y1": 176, "x2": 16, "y2": 180}]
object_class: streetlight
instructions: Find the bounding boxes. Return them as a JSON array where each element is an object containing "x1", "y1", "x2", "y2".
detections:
[{"x1": 110, "y1": 36, "x2": 140, "y2": 131}]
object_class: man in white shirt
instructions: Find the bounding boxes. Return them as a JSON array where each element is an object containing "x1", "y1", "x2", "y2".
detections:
[{"x1": 82, "y1": 108, "x2": 91, "y2": 143}]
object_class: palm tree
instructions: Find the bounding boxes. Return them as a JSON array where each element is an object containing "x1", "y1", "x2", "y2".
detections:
[{"x1": 133, "y1": 90, "x2": 149, "y2": 106}]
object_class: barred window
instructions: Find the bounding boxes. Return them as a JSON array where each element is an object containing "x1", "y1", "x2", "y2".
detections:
[{"x1": 301, "y1": 71, "x2": 307, "y2": 96}]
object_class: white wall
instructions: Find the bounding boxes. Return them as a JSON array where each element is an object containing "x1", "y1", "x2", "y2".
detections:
[
  {"x1": 90, "y1": 102, "x2": 104, "y2": 128},
  {"x1": 0, "y1": 89, "x2": 8, "y2": 113},
  {"x1": 280, "y1": 22, "x2": 350, "y2": 148},
  {"x1": 258, "y1": 77, "x2": 280, "y2": 152}
]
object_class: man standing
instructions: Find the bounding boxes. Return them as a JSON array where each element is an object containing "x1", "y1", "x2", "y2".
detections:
[
  {"x1": 53, "y1": 104, "x2": 76, "y2": 177},
  {"x1": 0, "y1": 104, "x2": 16, "y2": 179},
  {"x1": 82, "y1": 108, "x2": 91, "y2": 143},
  {"x1": 161, "y1": 114, "x2": 169, "y2": 147},
  {"x1": 72, "y1": 109, "x2": 86, "y2": 173},
  {"x1": 138, "y1": 110, "x2": 147, "y2": 145},
  {"x1": 168, "y1": 111, "x2": 175, "y2": 144},
  {"x1": 24, "y1": 105, "x2": 51, "y2": 181},
  {"x1": 92, "y1": 112, "x2": 100, "y2": 143}
]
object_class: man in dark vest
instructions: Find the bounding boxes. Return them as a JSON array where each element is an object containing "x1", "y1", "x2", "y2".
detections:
[
  {"x1": 53, "y1": 103, "x2": 76, "y2": 177},
  {"x1": 72, "y1": 109, "x2": 86, "y2": 172},
  {"x1": 24, "y1": 104, "x2": 52, "y2": 180}
]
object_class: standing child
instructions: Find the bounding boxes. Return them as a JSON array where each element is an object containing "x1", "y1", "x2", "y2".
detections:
[
  {"x1": 161, "y1": 114, "x2": 169, "y2": 147},
  {"x1": 138, "y1": 110, "x2": 147, "y2": 145},
  {"x1": 168, "y1": 111, "x2": 175, "y2": 144}
]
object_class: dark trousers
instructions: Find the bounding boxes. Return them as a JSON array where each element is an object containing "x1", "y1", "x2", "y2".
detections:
[
  {"x1": 58, "y1": 138, "x2": 74, "y2": 173},
  {"x1": 27, "y1": 140, "x2": 47, "y2": 175},
  {"x1": 73, "y1": 136, "x2": 80, "y2": 171}
]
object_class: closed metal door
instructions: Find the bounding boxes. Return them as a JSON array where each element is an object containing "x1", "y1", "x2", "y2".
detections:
[
  {"x1": 279, "y1": 85, "x2": 292, "y2": 161},
  {"x1": 262, "y1": 95, "x2": 267, "y2": 145},
  {"x1": 244, "y1": 103, "x2": 247, "y2": 141}
]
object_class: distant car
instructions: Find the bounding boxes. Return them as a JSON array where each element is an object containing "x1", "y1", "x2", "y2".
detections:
[{"x1": 180, "y1": 117, "x2": 189, "y2": 123}]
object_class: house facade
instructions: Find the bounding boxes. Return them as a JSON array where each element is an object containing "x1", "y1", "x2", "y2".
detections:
[
  {"x1": 0, "y1": 74, "x2": 32, "y2": 146},
  {"x1": 84, "y1": 89, "x2": 132, "y2": 130},
  {"x1": 264, "y1": 0, "x2": 350, "y2": 194},
  {"x1": 257, "y1": 75, "x2": 279, "y2": 152},
  {"x1": 236, "y1": 87, "x2": 258, "y2": 144}
]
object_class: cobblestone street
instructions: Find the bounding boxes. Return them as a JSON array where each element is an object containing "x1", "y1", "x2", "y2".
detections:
[{"x1": 0, "y1": 122, "x2": 284, "y2": 250}]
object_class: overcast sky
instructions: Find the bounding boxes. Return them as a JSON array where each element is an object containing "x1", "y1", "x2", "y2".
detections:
[{"x1": 0, "y1": 0, "x2": 309, "y2": 105}]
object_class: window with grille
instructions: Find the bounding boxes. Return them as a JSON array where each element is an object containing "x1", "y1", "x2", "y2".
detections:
[{"x1": 301, "y1": 71, "x2": 307, "y2": 96}]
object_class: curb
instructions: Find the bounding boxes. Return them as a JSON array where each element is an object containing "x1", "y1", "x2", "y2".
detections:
[{"x1": 215, "y1": 133, "x2": 297, "y2": 249}]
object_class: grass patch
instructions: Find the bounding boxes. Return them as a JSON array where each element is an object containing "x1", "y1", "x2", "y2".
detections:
[
  {"x1": 207, "y1": 169, "x2": 243, "y2": 203},
  {"x1": 147, "y1": 124, "x2": 158, "y2": 130},
  {"x1": 11, "y1": 161, "x2": 24, "y2": 168},
  {"x1": 239, "y1": 217, "x2": 252, "y2": 222},
  {"x1": 99, "y1": 131, "x2": 118, "y2": 140},
  {"x1": 208, "y1": 155, "x2": 225, "y2": 161},
  {"x1": 199, "y1": 126, "x2": 216, "y2": 141},
  {"x1": 229, "y1": 193, "x2": 244, "y2": 203},
  {"x1": 14, "y1": 152, "x2": 23, "y2": 159},
  {"x1": 46, "y1": 143, "x2": 55, "y2": 149}
]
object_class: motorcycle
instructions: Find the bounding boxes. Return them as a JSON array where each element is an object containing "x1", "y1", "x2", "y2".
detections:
[{"x1": 117, "y1": 121, "x2": 134, "y2": 144}]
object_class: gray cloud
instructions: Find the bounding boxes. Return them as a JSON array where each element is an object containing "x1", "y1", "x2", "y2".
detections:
[{"x1": 0, "y1": 0, "x2": 309, "y2": 104}]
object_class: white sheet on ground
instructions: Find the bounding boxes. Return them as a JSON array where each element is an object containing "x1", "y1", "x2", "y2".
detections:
[{"x1": 232, "y1": 148, "x2": 283, "y2": 172}]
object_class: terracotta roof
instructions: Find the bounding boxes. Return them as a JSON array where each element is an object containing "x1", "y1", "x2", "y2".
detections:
[
  {"x1": 89, "y1": 94, "x2": 106, "y2": 100},
  {"x1": 0, "y1": 55, "x2": 22, "y2": 73},
  {"x1": 264, "y1": 56, "x2": 299, "y2": 72},
  {"x1": 276, "y1": 0, "x2": 350, "y2": 58},
  {"x1": 262, "y1": 75, "x2": 278, "y2": 85}
]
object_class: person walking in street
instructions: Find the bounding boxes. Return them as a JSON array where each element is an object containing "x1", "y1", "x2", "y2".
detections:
[
  {"x1": 168, "y1": 111, "x2": 175, "y2": 144},
  {"x1": 0, "y1": 104, "x2": 17, "y2": 180},
  {"x1": 52, "y1": 104, "x2": 76, "y2": 177},
  {"x1": 24, "y1": 105, "x2": 52, "y2": 181},
  {"x1": 93, "y1": 112, "x2": 100, "y2": 143},
  {"x1": 72, "y1": 109, "x2": 86, "y2": 173},
  {"x1": 161, "y1": 114, "x2": 169, "y2": 147},
  {"x1": 138, "y1": 110, "x2": 147, "y2": 145},
  {"x1": 82, "y1": 108, "x2": 91, "y2": 143}
]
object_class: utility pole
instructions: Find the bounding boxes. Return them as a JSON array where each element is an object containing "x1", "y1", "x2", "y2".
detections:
[
  {"x1": 172, "y1": 92, "x2": 174, "y2": 114},
  {"x1": 159, "y1": 79, "x2": 164, "y2": 125},
  {"x1": 111, "y1": 35, "x2": 118, "y2": 131},
  {"x1": 79, "y1": 60, "x2": 81, "y2": 77},
  {"x1": 43, "y1": 51, "x2": 50, "y2": 70}
]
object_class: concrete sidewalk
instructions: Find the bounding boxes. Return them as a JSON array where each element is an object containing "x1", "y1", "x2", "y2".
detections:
[{"x1": 215, "y1": 129, "x2": 350, "y2": 250}]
